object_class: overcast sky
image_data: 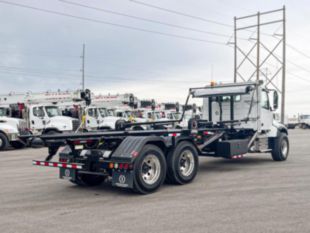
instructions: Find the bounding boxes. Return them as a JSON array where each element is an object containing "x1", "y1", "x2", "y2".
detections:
[{"x1": 0, "y1": 0, "x2": 310, "y2": 115}]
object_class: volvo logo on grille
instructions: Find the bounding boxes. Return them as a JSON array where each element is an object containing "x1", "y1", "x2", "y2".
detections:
[{"x1": 119, "y1": 175, "x2": 126, "y2": 184}]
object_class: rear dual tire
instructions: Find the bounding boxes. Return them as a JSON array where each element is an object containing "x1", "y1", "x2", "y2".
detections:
[
  {"x1": 166, "y1": 142, "x2": 199, "y2": 185},
  {"x1": 133, "y1": 145, "x2": 166, "y2": 194}
]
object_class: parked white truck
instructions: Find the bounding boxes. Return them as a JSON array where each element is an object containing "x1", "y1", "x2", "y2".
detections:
[
  {"x1": 0, "y1": 90, "x2": 89, "y2": 135},
  {"x1": 0, "y1": 106, "x2": 28, "y2": 150},
  {"x1": 299, "y1": 114, "x2": 310, "y2": 129}
]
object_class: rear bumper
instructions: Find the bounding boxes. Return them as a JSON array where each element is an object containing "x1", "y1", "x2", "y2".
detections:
[
  {"x1": 32, "y1": 160, "x2": 83, "y2": 169},
  {"x1": 32, "y1": 160, "x2": 134, "y2": 189}
]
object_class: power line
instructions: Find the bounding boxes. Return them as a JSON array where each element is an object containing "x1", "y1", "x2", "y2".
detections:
[
  {"x1": 287, "y1": 43, "x2": 310, "y2": 60},
  {"x1": 0, "y1": 65, "x2": 80, "y2": 75},
  {"x1": 0, "y1": 50, "x2": 79, "y2": 58},
  {"x1": 60, "y1": 0, "x2": 233, "y2": 39},
  {"x1": 0, "y1": 0, "x2": 226, "y2": 45},
  {"x1": 129, "y1": 0, "x2": 233, "y2": 28},
  {"x1": 0, "y1": 64, "x2": 212, "y2": 84}
]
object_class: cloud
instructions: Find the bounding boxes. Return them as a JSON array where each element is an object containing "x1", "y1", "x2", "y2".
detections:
[{"x1": 0, "y1": 0, "x2": 309, "y2": 115}]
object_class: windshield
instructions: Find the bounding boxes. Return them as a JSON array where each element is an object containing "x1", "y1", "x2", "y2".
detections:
[
  {"x1": 107, "y1": 109, "x2": 115, "y2": 116},
  {"x1": 301, "y1": 115, "x2": 310, "y2": 119},
  {"x1": 147, "y1": 112, "x2": 161, "y2": 120},
  {"x1": 98, "y1": 108, "x2": 108, "y2": 117},
  {"x1": 0, "y1": 108, "x2": 8, "y2": 117},
  {"x1": 167, "y1": 112, "x2": 181, "y2": 120},
  {"x1": 45, "y1": 106, "x2": 62, "y2": 117}
]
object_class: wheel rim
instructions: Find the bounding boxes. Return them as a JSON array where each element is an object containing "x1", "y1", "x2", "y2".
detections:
[
  {"x1": 281, "y1": 139, "x2": 288, "y2": 157},
  {"x1": 141, "y1": 154, "x2": 161, "y2": 185},
  {"x1": 179, "y1": 150, "x2": 195, "y2": 177},
  {"x1": 0, "y1": 138, "x2": 3, "y2": 147}
]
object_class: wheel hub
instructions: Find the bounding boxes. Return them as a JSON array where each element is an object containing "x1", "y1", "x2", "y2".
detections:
[
  {"x1": 179, "y1": 150, "x2": 195, "y2": 177},
  {"x1": 281, "y1": 140, "x2": 288, "y2": 157},
  {"x1": 141, "y1": 154, "x2": 161, "y2": 185}
]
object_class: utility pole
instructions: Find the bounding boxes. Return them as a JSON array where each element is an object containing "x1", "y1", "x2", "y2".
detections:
[
  {"x1": 210, "y1": 64, "x2": 214, "y2": 81},
  {"x1": 233, "y1": 6, "x2": 286, "y2": 123},
  {"x1": 233, "y1": 16, "x2": 237, "y2": 83},
  {"x1": 81, "y1": 43, "x2": 85, "y2": 90},
  {"x1": 281, "y1": 5, "x2": 286, "y2": 124}
]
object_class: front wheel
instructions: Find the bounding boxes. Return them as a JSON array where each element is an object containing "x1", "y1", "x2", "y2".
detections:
[
  {"x1": 271, "y1": 132, "x2": 289, "y2": 161},
  {"x1": 0, "y1": 133, "x2": 9, "y2": 151},
  {"x1": 133, "y1": 145, "x2": 166, "y2": 194}
]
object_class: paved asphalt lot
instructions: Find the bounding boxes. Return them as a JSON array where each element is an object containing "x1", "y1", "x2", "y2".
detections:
[{"x1": 0, "y1": 129, "x2": 309, "y2": 233}]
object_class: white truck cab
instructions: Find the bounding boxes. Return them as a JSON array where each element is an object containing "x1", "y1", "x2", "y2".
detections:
[
  {"x1": 0, "y1": 90, "x2": 88, "y2": 135},
  {"x1": 27, "y1": 104, "x2": 80, "y2": 135},
  {"x1": 299, "y1": 114, "x2": 310, "y2": 129},
  {"x1": 194, "y1": 81, "x2": 288, "y2": 154},
  {"x1": 85, "y1": 106, "x2": 133, "y2": 130},
  {"x1": 0, "y1": 106, "x2": 28, "y2": 150}
]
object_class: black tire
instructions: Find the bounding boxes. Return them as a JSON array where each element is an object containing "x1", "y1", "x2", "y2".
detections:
[
  {"x1": 10, "y1": 141, "x2": 25, "y2": 149},
  {"x1": 271, "y1": 132, "x2": 289, "y2": 161},
  {"x1": 71, "y1": 174, "x2": 105, "y2": 186},
  {"x1": 0, "y1": 133, "x2": 9, "y2": 150},
  {"x1": 133, "y1": 145, "x2": 166, "y2": 194},
  {"x1": 301, "y1": 124, "x2": 307, "y2": 129},
  {"x1": 115, "y1": 119, "x2": 127, "y2": 131},
  {"x1": 166, "y1": 141, "x2": 199, "y2": 185}
]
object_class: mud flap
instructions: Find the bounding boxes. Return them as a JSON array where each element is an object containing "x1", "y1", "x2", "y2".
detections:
[
  {"x1": 112, "y1": 171, "x2": 134, "y2": 189},
  {"x1": 59, "y1": 168, "x2": 76, "y2": 181}
]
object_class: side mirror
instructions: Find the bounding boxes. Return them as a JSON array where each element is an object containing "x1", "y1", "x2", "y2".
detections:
[
  {"x1": 129, "y1": 94, "x2": 135, "y2": 108},
  {"x1": 192, "y1": 103, "x2": 197, "y2": 114},
  {"x1": 176, "y1": 102, "x2": 180, "y2": 113},
  {"x1": 273, "y1": 91, "x2": 279, "y2": 110},
  {"x1": 81, "y1": 89, "x2": 92, "y2": 106},
  {"x1": 151, "y1": 99, "x2": 156, "y2": 111}
]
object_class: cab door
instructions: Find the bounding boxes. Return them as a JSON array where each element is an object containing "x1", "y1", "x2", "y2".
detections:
[
  {"x1": 86, "y1": 108, "x2": 98, "y2": 129},
  {"x1": 30, "y1": 106, "x2": 45, "y2": 131},
  {"x1": 260, "y1": 90, "x2": 273, "y2": 130}
]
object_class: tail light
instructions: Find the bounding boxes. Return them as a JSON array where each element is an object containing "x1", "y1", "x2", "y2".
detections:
[
  {"x1": 59, "y1": 158, "x2": 68, "y2": 163},
  {"x1": 108, "y1": 162, "x2": 132, "y2": 170}
]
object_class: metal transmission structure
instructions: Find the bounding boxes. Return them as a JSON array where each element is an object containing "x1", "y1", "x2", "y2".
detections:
[{"x1": 233, "y1": 6, "x2": 286, "y2": 123}]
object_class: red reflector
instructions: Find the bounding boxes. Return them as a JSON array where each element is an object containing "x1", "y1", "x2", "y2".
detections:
[
  {"x1": 119, "y1": 163, "x2": 123, "y2": 169},
  {"x1": 131, "y1": 151, "x2": 139, "y2": 157},
  {"x1": 73, "y1": 140, "x2": 81, "y2": 145},
  {"x1": 123, "y1": 163, "x2": 129, "y2": 170}
]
